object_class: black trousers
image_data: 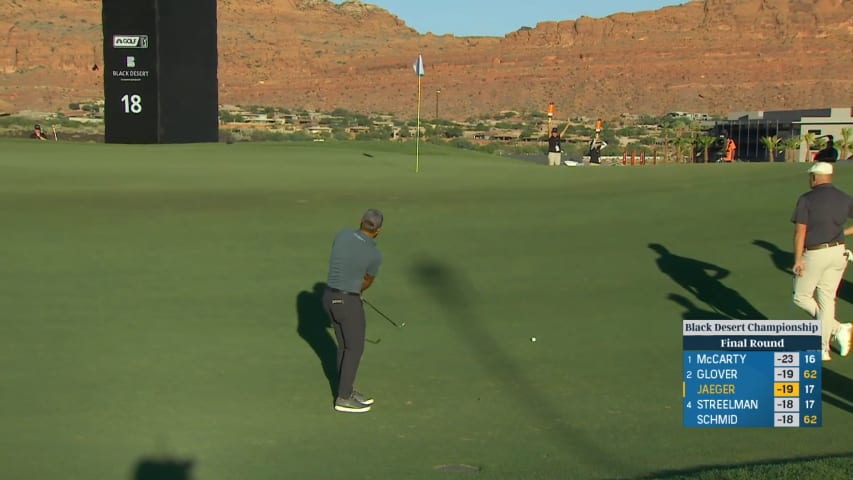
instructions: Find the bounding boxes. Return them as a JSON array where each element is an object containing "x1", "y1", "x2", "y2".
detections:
[
  {"x1": 322, "y1": 288, "x2": 365, "y2": 399},
  {"x1": 589, "y1": 150, "x2": 601, "y2": 164}
]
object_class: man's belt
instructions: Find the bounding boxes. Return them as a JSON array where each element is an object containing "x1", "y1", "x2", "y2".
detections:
[
  {"x1": 327, "y1": 287, "x2": 360, "y2": 295},
  {"x1": 806, "y1": 241, "x2": 845, "y2": 251}
]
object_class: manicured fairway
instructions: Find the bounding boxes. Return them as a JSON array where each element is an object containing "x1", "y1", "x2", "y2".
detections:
[{"x1": 0, "y1": 139, "x2": 850, "y2": 480}]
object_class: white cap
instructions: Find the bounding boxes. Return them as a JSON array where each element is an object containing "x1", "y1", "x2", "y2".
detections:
[{"x1": 808, "y1": 162, "x2": 833, "y2": 175}]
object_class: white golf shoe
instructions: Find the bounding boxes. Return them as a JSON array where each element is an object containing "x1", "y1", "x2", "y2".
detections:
[
  {"x1": 831, "y1": 323, "x2": 852, "y2": 357},
  {"x1": 822, "y1": 349, "x2": 831, "y2": 362}
]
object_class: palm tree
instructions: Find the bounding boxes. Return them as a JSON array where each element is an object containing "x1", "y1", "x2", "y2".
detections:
[
  {"x1": 800, "y1": 131, "x2": 816, "y2": 162},
  {"x1": 676, "y1": 137, "x2": 694, "y2": 164},
  {"x1": 760, "y1": 135, "x2": 781, "y2": 163},
  {"x1": 696, "y1": 135, "x2": 717, "y2": 163},
  {"x1": 838, "y1": 127, "x2": 852, "y2": 160},
  {"x1": 780, "y1": 136, "x2": 801, "y2": 163},
  {"x1": 673, "y1": 124, "x2": 691, "y2": 163},
  {"x1": 660, "y1": 126, "x2": 671, "y2": 163}
]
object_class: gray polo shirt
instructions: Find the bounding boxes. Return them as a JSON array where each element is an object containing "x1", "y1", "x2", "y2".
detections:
[
  {"x1": 326, "y1": 228, "x2": 382, "y2": 294},
  {"x1": 791, "y1": 184, "x2": 853, "y2": 247}
]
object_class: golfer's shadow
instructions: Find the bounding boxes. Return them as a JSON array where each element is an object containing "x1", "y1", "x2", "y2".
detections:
[
  {"x1": 668, "y1": 293, "x2": 730, "y2": 320},
  {"x1": 295, "y1": 282, "x2": 338, "y2": 399},
  {"x1": 133, "y1": 457, "x2": 193, "y2": 480},
  {"x1": 649, "y1": 243, "x2": 765, "y2": 319},
  {"x1": 410, "y1": 255, "x2": 627, "y2": 474},
  {"x1": 822, "y1": 368, "x2": 853, "y2": 414},
  {"x1": 753, "y1": 239, "x2": 853, "y2": 305}
]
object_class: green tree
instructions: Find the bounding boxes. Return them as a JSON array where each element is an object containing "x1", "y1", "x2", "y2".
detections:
[
  {"x1": 332, "y1": 126, "x2": 350, "y2": 141},
  {"x1": 696, "y1": 135, "x2": 717, "y2": 163},
  {"x1": 780, "y1": 136, "x2": 801, "y2": 163},
  {"x1": 760, "y1": 135, "x2": 781, "y2": 163},
  {"x1": 675, "y1": 136, "x2": 694, "y2": 163},
  {"x1": 520, "y1": 127, "x2": 538, "y2": 138},
  {"x1": 800, "y1": 132, "x2": 817, "y2": 162},
  {"x1": 659, "y1": 127, "x2": 672, "y2": 163},
  {"x1": 444, "y1": 126, "x2": 463, "y2": 138},
  {"x1": 219, "y1": 111, "x2": 244, "y2": 123},
  {"x1": 451, "y1": 138, "x2": 476, "y2": 150},
  {"x1": 616, "y1": 126, "x2": 647, "y2": 137},
  {"x1": 838, "y1": 128, "x2": 852, "y2": 161}
]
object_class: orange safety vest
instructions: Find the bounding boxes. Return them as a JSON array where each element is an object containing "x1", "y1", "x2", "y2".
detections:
[{"x1": 724, "y1": 139, "x2": 736, "y2": 161}]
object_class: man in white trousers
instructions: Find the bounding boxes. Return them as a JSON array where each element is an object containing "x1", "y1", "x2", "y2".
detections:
[{"x1": 791, "y1": 162, "x2": 853, "y2": 361}]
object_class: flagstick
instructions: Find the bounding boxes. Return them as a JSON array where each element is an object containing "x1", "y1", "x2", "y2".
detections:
[{"x1": 416, "y1": 74, "x2": 422, "y2": 173}]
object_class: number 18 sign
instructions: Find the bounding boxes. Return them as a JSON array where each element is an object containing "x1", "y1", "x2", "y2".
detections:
[
  {"x1": 103, "y1": 5, "x2": 159, "y2": 144},
  {"x1": 683, "y1": 320, "x2": 821, "y2": 428}
]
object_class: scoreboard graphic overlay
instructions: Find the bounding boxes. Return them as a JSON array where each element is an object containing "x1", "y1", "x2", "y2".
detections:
[{"x1": 683, "y1": 320, "x2": 821, "y2": 428}]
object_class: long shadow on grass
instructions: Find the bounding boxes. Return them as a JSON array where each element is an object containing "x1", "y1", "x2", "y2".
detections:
[
  {"x1": 296, "y1": 282, "x2": 338, "y2": 399},
  {"x1": 649, "y1": 244, "x2": 766, "y2": 320},
  {"x1": 629, "y1": 452, "x2": 853, "y2": 480},
  {"x1": 132, "y1": 457, "x2": 193, "y2": 480},
  {"x1": 668, "y1": 293, "x2": 731, "y2": 320},
  {"x1": 753, "y1": 239, "x2": 853, "y2": 307},
  {"x1": 410, "y1": 256, "x2": 626, "y2": 476},
  {"x1": 822, "y1": 368, "x2": 853, "y2": 414}
]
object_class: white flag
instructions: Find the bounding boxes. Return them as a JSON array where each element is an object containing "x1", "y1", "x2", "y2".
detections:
[{"x1": 413, "y1": 54, "x2": 425, "y2": 77}]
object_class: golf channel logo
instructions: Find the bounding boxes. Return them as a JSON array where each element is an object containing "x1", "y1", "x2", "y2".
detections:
[{"x1": 113, "y1": 35, "x2": 149, "y2": 49}]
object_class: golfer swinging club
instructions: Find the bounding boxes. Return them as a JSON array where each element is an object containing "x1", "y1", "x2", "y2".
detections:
[{"x1": 323, "y1": 209, "x2": 384, "y2": 413}]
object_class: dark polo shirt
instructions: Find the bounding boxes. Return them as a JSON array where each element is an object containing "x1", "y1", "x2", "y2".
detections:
[
  {"x1": 791, "y1": 184, "x2": 853, "y2": 247},
  {"x1": 814, "y1": 146, "x2": 839, "y2": 163},
  {"x1": 547, "y1": 135, "x2": 562, "y2": 153},
  {"x1": 326, "y1": 228, "x2": 382, "y2": 294}
]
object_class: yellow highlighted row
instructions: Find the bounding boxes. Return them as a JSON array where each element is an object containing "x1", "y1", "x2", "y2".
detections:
[
  {"x1": 683, "y1": 382, "x2": 801, "y2": 398},
  {"x1": 774, "y1": 382, "x2": 799, "y2": 397}
]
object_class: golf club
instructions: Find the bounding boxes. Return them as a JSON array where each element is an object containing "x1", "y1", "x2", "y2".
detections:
[
  {"x1": 363, "y1": 298, "x2": 405, "y2": 328},
  {"x1": 367, "y1": 337, "x2": 382, "y2": 344}
]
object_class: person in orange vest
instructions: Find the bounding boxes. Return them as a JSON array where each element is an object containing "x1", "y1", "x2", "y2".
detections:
[{"x1": 723, "y1": 136, "x2": 736, "y2": 162}]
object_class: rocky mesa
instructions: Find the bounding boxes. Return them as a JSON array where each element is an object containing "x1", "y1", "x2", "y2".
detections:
[{"x1": 0, "y1": 0, "x2": 850, "y2": 119}]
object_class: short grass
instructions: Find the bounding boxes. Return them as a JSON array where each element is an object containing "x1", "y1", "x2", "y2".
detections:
[{"x1": 0, "y1": 139, "x2": 851, "y2": 480}]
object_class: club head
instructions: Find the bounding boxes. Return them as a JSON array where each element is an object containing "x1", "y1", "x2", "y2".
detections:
[{"x1": 367, "y1": 338, "x2": 382, "y2": 344}]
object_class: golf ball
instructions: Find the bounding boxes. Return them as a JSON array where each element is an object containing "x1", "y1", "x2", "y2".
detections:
[{"x1": 530, "y1": 337, "x2": 537, "y2": 342}]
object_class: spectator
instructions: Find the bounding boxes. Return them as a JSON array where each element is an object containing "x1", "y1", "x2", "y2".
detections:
[
  {"x1": 547, "y1": 121, "x2": 571, "y2": 167},
  {"x1": 31, "y1": 124, "x2": 48, "y2": 141},
  {"x1": 814, "y1": 135, "x2": 840, "y2": 163},
  {"x1": 723, "y1": 136, "x2": 736, "y2": 162},
  {"x1": 588, "y1": 137, "x2": 607, "y2": 166}
]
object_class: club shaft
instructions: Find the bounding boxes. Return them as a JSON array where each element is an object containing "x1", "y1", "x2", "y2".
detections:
[{"x1": 364, "y1": 299, "x2": 398, "y2": 327}]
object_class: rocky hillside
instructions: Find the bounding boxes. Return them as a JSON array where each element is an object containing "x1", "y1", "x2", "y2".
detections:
[{"x1": 0, "y1": 0, "x2": 850, "y2": 119}]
